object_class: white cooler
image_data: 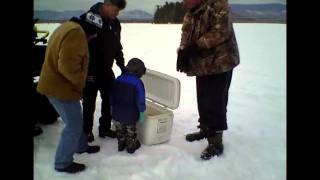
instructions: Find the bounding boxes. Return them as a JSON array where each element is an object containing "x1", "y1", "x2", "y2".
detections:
[{"x1": 112, "y1": 69, "x2": 181, "y2": 145}]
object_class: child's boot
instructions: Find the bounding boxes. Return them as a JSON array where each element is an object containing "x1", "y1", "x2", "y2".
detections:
[
  {"x1": 116, "y1": 123, "x2": 127, "y2": 151},
  {"x1": 126, "y1": 125, "x2": 141, "y2": 154}
]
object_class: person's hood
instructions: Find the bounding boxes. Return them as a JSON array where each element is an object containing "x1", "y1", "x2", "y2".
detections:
[
  {"x1": 89, "y1": 2, "x2": 103, "y2": 16},
  {"x1": 89, "y1": 2, "x2": 118, "y2": 23}
]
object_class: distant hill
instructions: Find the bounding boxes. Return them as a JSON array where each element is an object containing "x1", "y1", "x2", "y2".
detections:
[
  {"x1": 153, "y1": 2, "x2": 285, "y2": 24},
  {"x1": 34, "y1": 3, "x2": 286, "y2": 23},
  {"x1": 118, "y1": 9, "x2": 153, "y2": 21},
  {"x1": 34, "y1": 9, "x2": 153, "y2": 22},
  {"x1": 34, "y1": 10, "x2": 85, "y2": 22},
  {"x1": 230, "y1": 4, "x2": 286, "y2": 22}
]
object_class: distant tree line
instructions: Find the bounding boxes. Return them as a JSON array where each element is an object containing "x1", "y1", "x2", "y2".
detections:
[
  {"x1": 153, "y1": 2, "x2": 187, "y2": 24},
  {"x1": 153, "y1": 1, "x2": 287, "y2": 24}
]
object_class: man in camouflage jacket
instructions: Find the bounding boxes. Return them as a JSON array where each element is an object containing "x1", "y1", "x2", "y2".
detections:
[{"x1": 177, "y1": 0, "x2": 240, "y2": 160}]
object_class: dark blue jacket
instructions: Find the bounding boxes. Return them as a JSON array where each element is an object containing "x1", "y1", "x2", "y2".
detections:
[{"x1": 110, "y1": 73, "x2": 146, "y2": 125}]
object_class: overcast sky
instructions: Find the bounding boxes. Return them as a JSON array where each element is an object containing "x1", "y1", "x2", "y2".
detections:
[{"x1": 34, "y1": 0, "x2": 286, "y2": 13}]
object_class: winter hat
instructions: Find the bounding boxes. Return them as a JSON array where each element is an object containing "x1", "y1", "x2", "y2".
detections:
[
  {"x1": 81, "y1": 12, "x2": 103, "y2": 28},
  {"x1": 104, "y1": 0, "x2": 127, "y2": 10},
  {"x1": 70, "y1": 12, "x2": 103, "y2": 36},
  {"x1": 126, "y1": 58, "x2": 146, "y2": 78},
  {"x1": 79, "y1": 12, "x2": 103, "y2": 35}
]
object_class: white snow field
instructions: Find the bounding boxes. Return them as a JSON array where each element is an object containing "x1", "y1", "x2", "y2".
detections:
[{"x1": 34, "y1": 23, "x2": 286, "y2": 180}]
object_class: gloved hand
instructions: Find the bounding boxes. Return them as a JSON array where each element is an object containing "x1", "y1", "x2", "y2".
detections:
[
  {"x1": 176, "y1": 43, "x2": 199, "y2": 72},
  {"x1": 138, "y1": 112, "x2": 145, "y2": 123},
  {"x1": 177, "y1": 48, "x2": 189, "y2": 72}
]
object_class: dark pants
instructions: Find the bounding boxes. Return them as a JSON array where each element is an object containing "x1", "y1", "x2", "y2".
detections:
[
  {"x1": 82, "y1": 78, "x2": 114, "y2": 134},
  {"x1": 196, "y1": 70, "x2": 233, "y2": 134}
]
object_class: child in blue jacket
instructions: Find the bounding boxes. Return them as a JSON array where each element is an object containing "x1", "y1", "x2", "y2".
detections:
[{"x1": 110, "y1": 58, "x2": 146, "y2": 153}]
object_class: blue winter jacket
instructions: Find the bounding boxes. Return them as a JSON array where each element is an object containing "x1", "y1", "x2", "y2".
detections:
[{"x1": 110, "y1": 73, "x2": 146, "y2": 125}]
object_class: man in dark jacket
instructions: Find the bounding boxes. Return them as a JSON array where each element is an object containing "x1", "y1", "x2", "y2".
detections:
[{"x1": 82, "y1": 0, "x2": 127, "y2": 142}]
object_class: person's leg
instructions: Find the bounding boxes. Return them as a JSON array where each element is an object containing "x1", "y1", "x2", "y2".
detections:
[
  {"x1": 115, "y1": 121, "x2": 126, "y2": 151},
  {"x1": 185, "y1": 76, "x2": 208, "y2": 142},
  {"x1": 196, "y1": 76, "x2": 209, "y2": 130},
  {"x1": 199, "y1": 70, "x2": 233, "y2": 160},
  {"x1": 99, "y1": 85, "x2": 112, "y2": 130},
  {"x1": 224, "y1": 70, "x2": 233, "y2": 114},
  {"x1": 82, "y1": 81, "x2": 98, "y2": 141},
  {"x1": 47, "y1": 97, "x2": 87, "y2": 169},
  {"x1": 98, "y1": 79, "x2": 116, "y2": 138},
  {"x1": 205, "y1": 70, "x2": 233, "y2": 132},
  {"x1": 126, "y1": 124, "x2": 141, "y2": 154}
]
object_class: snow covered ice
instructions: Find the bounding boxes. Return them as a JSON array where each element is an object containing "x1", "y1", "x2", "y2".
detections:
[{"x1": 34, "y1": 23, "x2": 286, "y2": 180}]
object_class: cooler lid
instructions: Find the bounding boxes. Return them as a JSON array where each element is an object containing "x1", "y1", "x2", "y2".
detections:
[{"x1": 141, "y1": 69, "x2": 180, "y2": 110}]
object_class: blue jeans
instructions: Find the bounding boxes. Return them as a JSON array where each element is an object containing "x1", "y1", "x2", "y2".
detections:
[{"x1": 47, "y1": 96, "x2": 88, "y2": 169}]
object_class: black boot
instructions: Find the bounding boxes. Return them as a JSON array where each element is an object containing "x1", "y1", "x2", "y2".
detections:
[
  {"x1": 186, "y1": 128, "x2": 206, "y2": 142},
  {"x1": 77, "y1": 145, "x2": 100, "y2": 154},
  {"x1": 116, "y1": 124, "x2": 127, "y2": 151},
  {"x1": 201, "y1": 132, "x2": 224, "y2": 160},
  {"x1": 55, "y1": 162, "x2": 86, "y2": 173},
  {"x1": 126, "y1": 126, "x2": 141, "y2": 154},
  {"x1": 99, "y1": 127, "x2": 116, "y2": 138}
]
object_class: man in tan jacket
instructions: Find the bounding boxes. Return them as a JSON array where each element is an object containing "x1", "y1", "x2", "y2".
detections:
[
  {"x1": 177, "y1": 0, "x2": 240, "y2": 160},
  {"x1": 37, "y1": 12, "x2": 103, "y2": 173}
]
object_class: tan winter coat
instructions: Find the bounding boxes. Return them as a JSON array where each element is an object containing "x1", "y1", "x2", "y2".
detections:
[{"x1": 37, "y1": 21, "x2": 89, "y2": 100}]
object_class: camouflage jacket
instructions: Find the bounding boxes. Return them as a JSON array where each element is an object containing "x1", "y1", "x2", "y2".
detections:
[{"x1": 180, "y1": 0, "x2": 240, "y2": 76}]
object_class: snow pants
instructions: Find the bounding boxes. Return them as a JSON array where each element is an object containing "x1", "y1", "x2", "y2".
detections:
[{"x1": 196, "y1": 70, "x2": 233, "y2": 134}]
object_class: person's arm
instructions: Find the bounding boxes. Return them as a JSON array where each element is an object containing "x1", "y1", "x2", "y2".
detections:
[
  {"x1": 58, "y1": 28, "x2": 88, "y2": 93},
  {"x1": 179, "y1": 13, "x2": 192, "y2": 50},
  {"x1": 135, "y1": 80, "x2": 146, "y2": 123},
  {"x1": 114, "y1": 21, "x2": 126, "y2": 73},
  {"x1": 176, "y1": 12, "x2": 195, "y2": 72},
  {"x1": 115, "y1": 44, "x2": 126, "y2": 73},
  {"x1": 135, "y1": 80, "x2": 146, "y2": 112},
  {"x1": 196, "y1": 0, "x2": 232, "y2": 49}
]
